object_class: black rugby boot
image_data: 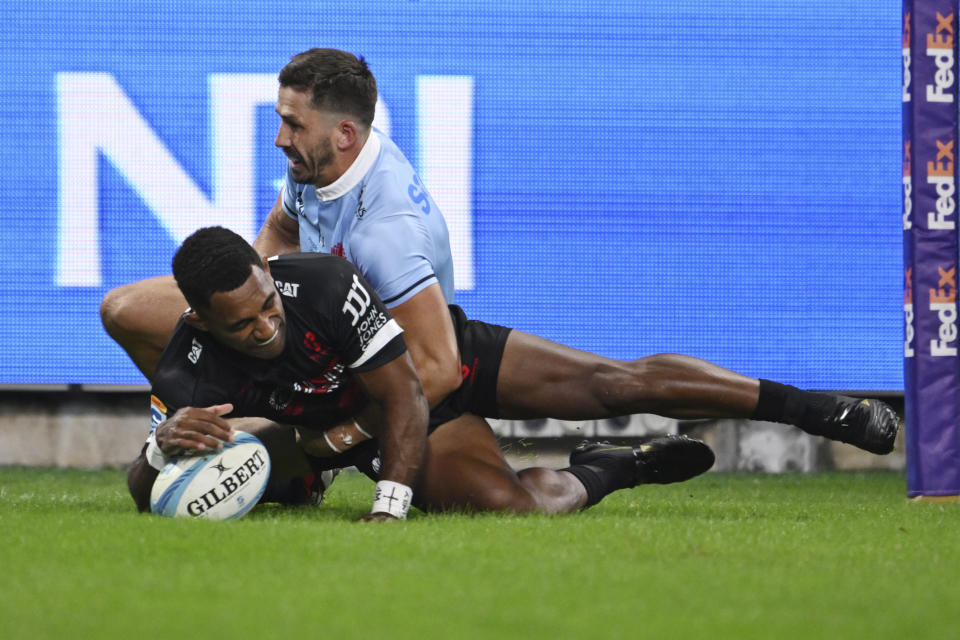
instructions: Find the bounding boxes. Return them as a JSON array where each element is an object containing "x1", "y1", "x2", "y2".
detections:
[
  {"x1": 570, "y1": 435, "x2": 715, "y2": 487},
  {"x1": 817, "y1": 397, "x2": 900, "y2": 455}
]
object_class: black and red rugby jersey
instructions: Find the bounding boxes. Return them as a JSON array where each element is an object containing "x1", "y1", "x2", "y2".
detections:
[{"x1": 151, "y1": 252, "x2": 406, "y2": 429}]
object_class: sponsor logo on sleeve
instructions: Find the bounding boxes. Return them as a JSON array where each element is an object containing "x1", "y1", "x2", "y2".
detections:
[
  {"x1": 926, "y1": 11, "x2": 955, "y2": 104},
  {"x1": 930, "y1": 264, "x2": 957, "y2": 357},
  {"x1": 341, "y1": 273, "x2": 371, "y2": 326},
  {"x1": 341, "y1": 274, "x2": 389, "y2": 350},
  {"x1": 188, "y1": 337, "x2": 203, "y2": 364}
]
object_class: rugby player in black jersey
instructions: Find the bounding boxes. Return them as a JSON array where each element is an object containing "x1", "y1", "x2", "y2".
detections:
[
  {"x1": 130, "y1": 226, "x2": 901, "y2": 518},
  {"x1": 114, "y1": 52, "x2": 898, "y2": 511},
  {"x1": 128, "y1": 227, "x2": 716, "y2": 519}
]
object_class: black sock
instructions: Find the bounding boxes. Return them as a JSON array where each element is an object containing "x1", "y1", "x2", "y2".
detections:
[
  {"x1": 751, "y1": 379, "x2": 839, "y2": 435},
  {"x1": 561, "y1": 464, "x2": 632, "y2": 509}
]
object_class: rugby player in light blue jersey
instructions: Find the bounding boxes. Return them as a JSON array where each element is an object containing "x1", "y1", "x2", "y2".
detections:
[
  {"x1": 254, "y1": 51, "x2": 464, "y2": 413},
  {"x1": 279, "y1": 128, "x2": 455, "y2": 308},
  {"x1": 104, "y1": 49, "x2": 900, "y2": 520}
]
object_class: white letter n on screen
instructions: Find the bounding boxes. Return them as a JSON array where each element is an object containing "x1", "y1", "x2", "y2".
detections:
[
  {"x1": 55, "y1": 73, "x2": 276, "y2": 286},
  {"x1": 417, "y1": 75, "x2": 475, "y2": 291}
]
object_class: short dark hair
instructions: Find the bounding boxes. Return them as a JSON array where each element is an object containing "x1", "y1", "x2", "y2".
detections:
[
  {"x1": 172, "y1": 226, "x2": 263, "y2": 310},
  {"x1": 278, "y1": 48, "x2": 378, "y2": 127}
]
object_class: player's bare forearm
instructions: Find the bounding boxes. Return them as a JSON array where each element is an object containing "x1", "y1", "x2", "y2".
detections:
[
  {"x1": 355, "y1": 354, "x2": 430, "y2": 488},
  {"x1": 377, "y1": 396, "x2": 428, "y2": 487},
  {"x1": 127, "y1": 454, "x2": 159, "y2": 513},
  {"x1": 388, "y1": 284, "x2": 462, "y2": 407},
  {"x1": 253, "y1": 193, "x2": 300, "y2": 257}
]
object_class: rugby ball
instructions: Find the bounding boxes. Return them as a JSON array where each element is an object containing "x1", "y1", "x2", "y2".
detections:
[{"x1": 150, "y1": 431, "x2": 271, "y2": 520}]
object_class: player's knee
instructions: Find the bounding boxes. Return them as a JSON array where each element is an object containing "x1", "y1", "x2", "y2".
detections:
[
  {"x1": 474, "y1": 481, "x2": 537, "y2": 513},
  {"x1": 594, "y1": 355, "x2": 680, "y2": 412},
  {"x1": 426, "y1": 475, "x2": 535, "y2": 513},
  {"x1": 589, "y1": 359, "x2": 651, "y2": 410}
]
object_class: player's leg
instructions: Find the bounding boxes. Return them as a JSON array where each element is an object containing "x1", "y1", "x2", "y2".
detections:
[
  {"x1": 99, "y1": 275, "x2": 186, "y2": 382},
  {"x1": 495, "y1": 331, "x2": 899, "y2": 455},
  {"x1": 496, "y1": 331, "x2": 759, "y2": 420},
  {"x1": 415, "y1": 413, "x2": 585, "y2": 513},
  {"x1": 414, "y1": 413, "x2": 713, "y2": 513}
]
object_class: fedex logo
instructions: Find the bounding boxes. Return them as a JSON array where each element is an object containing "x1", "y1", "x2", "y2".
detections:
[
  {"x1": 926, "y1": 11, "x2": 955, "y2": 103},
  {"x1": 56, "y1": 73, "x2": 475, "y2": 291},
  {"x1": 927, "y1": 138, "x2": 955, "y2": 230},
  {"x1": 903, "y1": 11, "x2": 911, "y2": 103},
  {"x1": 929, "y1": 265, "x2": 957, "y2": 357},
  {"x1": 905, "y1": 267, "x2": 915, "y2": 358},
  {"x1": 903, "y1": 140, "x2": 912, "y2": 231}
]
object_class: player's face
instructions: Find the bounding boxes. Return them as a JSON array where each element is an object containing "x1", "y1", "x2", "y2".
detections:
[
  {"x1": 275, "y1": 86, "x2": 338, "y2": 187},
  {"x1": 198, "y1": 266, "x2": 287, "y2": 360}
]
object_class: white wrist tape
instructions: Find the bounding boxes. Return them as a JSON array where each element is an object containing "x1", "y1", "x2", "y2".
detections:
[
  {"x1": 371, "y1": 480, "x2": 413, "y2": 519},
  {"x1": 144, "y1": 434, "x2": 170, "y2": 471}
]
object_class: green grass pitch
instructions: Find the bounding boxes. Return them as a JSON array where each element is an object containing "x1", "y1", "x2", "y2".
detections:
[{"x1": 1, "y1": 468, "x2": 958, "y2": 639}]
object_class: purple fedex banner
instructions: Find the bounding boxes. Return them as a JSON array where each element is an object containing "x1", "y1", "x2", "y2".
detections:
[{"x1": 905, "y1": 1, "x2": 960, "y2": 498}]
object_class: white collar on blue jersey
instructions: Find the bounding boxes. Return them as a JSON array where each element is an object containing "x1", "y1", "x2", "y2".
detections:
[{"x1": 315, "y1": 129, "x2": 382, "y2": 202}]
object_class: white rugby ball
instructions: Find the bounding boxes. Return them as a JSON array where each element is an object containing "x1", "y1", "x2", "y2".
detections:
[{"x1": 150, "y1": 431, "x2": 271, "y2": 520}]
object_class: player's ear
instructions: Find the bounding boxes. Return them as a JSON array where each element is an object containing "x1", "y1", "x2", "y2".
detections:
[
  {"x1": 183, "y1": 309, "x2": 208, "y2": 331},
  {"x1": 335, "y1": 119, "x2": 358, "y2": 151}
]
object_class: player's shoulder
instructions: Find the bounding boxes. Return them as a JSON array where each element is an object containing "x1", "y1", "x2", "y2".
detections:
[
  {"x1": 152, "y1": 318, "x2": 210, "y2": 396},
  {"x1": 268, "y1": 252, "x2": 360, "y2": 300},
  {"x1": 362, "y1": 133, "x2": 422, "y2": 208},
  {"x1": 269, "y1": 252, "x2": 357, "y2": 279}
]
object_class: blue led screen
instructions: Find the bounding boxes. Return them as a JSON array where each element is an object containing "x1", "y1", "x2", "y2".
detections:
[{"x1": 0, "y1": 1, "x2": 902, "y2": 389}]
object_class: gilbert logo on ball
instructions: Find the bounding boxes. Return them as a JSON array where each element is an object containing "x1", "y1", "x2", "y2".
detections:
[{"x1": 150, "y1": 431, "x2": 271, "y2": 520}]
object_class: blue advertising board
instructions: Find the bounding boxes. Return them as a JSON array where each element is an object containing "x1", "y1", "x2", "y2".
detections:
[{"x1": 0, "y1": 1, "x2": 901, "y2": 389}]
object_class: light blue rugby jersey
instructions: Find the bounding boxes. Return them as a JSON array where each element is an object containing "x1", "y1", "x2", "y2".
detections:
[{"x1": 281, "y1": 128, "x2": 454, "y2": 308}]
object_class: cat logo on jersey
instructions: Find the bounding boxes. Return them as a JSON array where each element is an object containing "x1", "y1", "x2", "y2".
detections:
[{"x1": 274, "y1": 280, "x2": 300, "y2": 298}]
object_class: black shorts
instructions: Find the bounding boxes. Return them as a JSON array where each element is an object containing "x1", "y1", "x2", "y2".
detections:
[
  {"x1": 427, "y1": 304, "x2": 512, "y2": 430},
  {"x1": 308, "y1": 305, "x2": 512, "y2": 480}
]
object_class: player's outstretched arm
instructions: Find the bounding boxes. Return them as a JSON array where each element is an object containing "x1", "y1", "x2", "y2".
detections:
[
  {"x1": 126, "y1": 404, "x2": 236, "y2": 513},
  {"x1": 388, "y1": 284, "x2": 462, "y2": 407},
  {"x1": 253, "y1": 192, "x2": 301, "y2": 258},
  {"x1": 354, "y1": 352, "x2": 429, "y2": 521}
]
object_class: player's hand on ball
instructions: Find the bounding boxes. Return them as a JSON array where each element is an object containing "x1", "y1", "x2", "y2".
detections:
[
  {"x1": 360, "y1": 512, "x2": 398, "y2": 522},
  {"x1": 155, "y1": 403, "x2": 235, "y2": 455}
]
